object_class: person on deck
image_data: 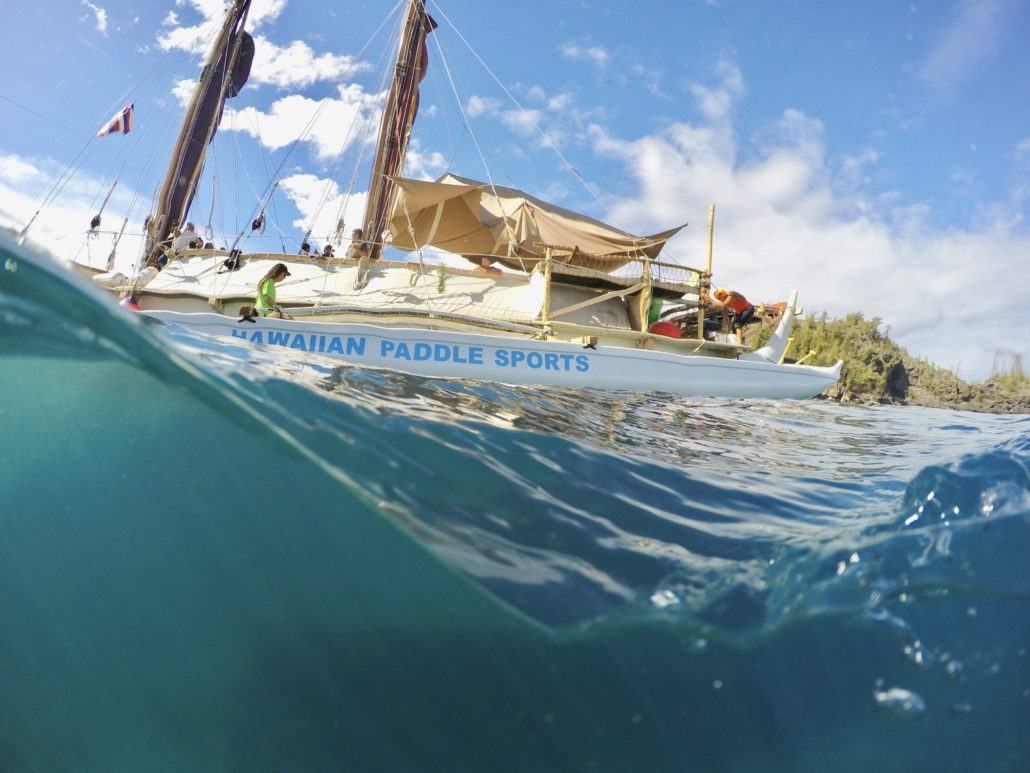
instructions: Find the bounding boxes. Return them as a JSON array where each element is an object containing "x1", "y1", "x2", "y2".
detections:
[
  {"x1": 172, "y1": 223, "x2": 199, "y2": 252},
  {"x1": 346, "y1": 228, "x2": 369, "y2": 261},
  {"x1": 299, "y1": 242, "x2": 311, "y2": 256},
  {"x1": 255, "y1": 263, "x2": 291, "y2": 318},
  {"x1": 322, "y1": 244, "x2": 334, "y2": 259},
  {"x1": 118, "y1": 291, "x2": 141, "y2": 311},
  {"x1": 472, "y1": 256, "x2": 502, "y2": 275},
  {"x1": 709, "y1": 287, "x2": 756, "y2": 342},
  {"x1": 647, "y1": 297, "x2": 663, "y2": 327}
]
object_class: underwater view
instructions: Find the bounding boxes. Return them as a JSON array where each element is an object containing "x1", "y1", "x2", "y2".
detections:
[{"x1": 2, "y1": 234, "x2": 1028, "y2": 771}]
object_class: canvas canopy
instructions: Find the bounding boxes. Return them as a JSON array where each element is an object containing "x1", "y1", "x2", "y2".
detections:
[{"x1": 387, "y1": 174, "x2": 685, "y2": 273}]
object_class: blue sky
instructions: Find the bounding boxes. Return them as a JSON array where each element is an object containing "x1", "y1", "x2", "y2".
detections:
[{"x1": 1, "y1": 0, "x2": 1027, "y2": 377}]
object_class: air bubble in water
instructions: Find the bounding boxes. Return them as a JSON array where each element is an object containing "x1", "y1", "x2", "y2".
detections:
[
  {"x1": 874, "y1": 687, "x2": 927, "y2": 717},
  {"x1": 650, "y1": 589, "x2": 679, "y2": 609}
]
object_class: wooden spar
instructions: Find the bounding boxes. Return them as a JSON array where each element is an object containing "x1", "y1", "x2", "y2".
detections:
[
  {"x1": 637, "y1": 257, "x2": 652, "y2": 333},
  {"x1": 147, "y1": 0, "x2": 252, "y2": 263},
  {"x1": 362, "y1": 0, "x2": 435, "y2": 263},
  {"x1": 548, "y1": 283, "x2": 646, "y2": 320},
  {"x1": 540, "y1": 245, "x2": 553, "y2": 324},
  {"x1": 697, "y1": 204, "x2": 715, "y2": 339}
]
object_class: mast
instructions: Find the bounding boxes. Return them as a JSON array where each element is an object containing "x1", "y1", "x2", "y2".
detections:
[
  {"x1": 362, "y1": 0, "x2": 437, "y2": 262},
  {"x1": 146, "y1": 0, "x2": 255, "y2": 263}
]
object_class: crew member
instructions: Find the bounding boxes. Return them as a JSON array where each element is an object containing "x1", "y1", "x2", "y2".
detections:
[
  {"x1": 472, "y1": 256, "x2": 502, "y2": 276},
  {"x1": 647, "y1": 297, "x2": 663, "y2": 327},
  {"x1": 119, "y1": 291, "x2": 141, "y2": 311},
  {"x1": 346, "y1": 228, "x2": 369, "y2": 261},
  {"x1": 255, "y1": 262, "x2": 291, "y2": 318},
  {"x1": 172, "y1": 223, "x2": 199, "y2": 252},
  {"x1": 709, "y1": 287, "x2": 756, "y2": 342}
]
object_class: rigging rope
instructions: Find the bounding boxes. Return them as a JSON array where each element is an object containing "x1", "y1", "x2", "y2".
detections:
[
  {"x1": 18, "y1": 24, "x2": 216, "y2": 242},
  {"x1": 250, "y1": 112, "x2": 288, "y2": 253},
  {"x1": 430, "y1": 1, "x2": 638, "y2": 241},
  {"x1": 229, "y1": 0, "x2": 407, "y2": 258},
  {"x1": 429, "y1": 24, "x2": 520, "y2": 261}
]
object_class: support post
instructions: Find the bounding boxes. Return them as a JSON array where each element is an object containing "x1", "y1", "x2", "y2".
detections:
[
  {"x1": 637, "y1": 258, "x2": 652, "y2": 333},
  {"x1": 540, "y1": 246, "x2": 553, "y2": 325},
  {"x1": 697, "y1": 204, "x2": 715, "y2": 340}
]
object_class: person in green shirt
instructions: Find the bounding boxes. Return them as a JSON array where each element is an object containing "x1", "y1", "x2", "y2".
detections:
[
  {"x1": 647, "y1": 297, "x2": 663, "y2": 327},
  {"x1": 255, "y1": 262, "x2": 291, "y2": 317}
]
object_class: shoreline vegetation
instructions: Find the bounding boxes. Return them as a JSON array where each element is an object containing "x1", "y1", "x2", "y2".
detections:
[{"x1": 756, "y1": 313, "x2": 1029, "y2": 414}]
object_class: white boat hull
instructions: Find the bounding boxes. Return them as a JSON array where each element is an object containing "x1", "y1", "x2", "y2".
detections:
[{"x1": 142, "y1": 311, "x2": 842, "y2": 399}]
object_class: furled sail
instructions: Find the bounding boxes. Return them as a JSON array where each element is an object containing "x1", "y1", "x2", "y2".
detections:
[
  {"x1": 146, "y1": 0, "x2": 254, "y2": 263},
  {"x1": 362, "y1": 0, "x2": 437, "y2": 262},
  {"x1": 387, "y1": 174, "x2": 686, "y2": 273}
]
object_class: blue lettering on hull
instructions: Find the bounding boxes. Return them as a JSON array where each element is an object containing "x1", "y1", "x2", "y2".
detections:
[{"x1": 227, "y1": 328, "x2": 591, "y2": 372}]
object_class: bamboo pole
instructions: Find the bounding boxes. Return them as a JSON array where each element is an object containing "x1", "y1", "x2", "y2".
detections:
[
  {"x1": 540, "y1": 245, "x2": 553, "y2": 325},
  {"x1": 697, "y1": 204, "x2": 715, "y2": 340},
  {"x1": 637, "y1": 257, "x2": 652, "y2": 333}
]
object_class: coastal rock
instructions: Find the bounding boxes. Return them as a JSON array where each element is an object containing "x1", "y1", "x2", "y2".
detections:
[{"x1": 885, "y1": 361, "x2": 909, "y2": 399}]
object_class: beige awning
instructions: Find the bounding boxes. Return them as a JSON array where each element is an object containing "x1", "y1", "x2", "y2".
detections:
[{"x1": 387, "y1": 173, "x2": 685, "y2": 273}]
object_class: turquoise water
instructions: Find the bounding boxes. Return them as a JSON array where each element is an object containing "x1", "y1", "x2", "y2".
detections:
[{"x1": 1, "y1": 234, "x2": 1028, "y2": 771}]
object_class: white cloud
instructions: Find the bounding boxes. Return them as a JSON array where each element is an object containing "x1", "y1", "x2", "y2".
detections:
[
  {"x1": 547, "y1": 92, "x2": 573, "y2": 111},
  {"x1": 157, "y1": 15, "x2": 219, "y2": 55},
  {"x1": 159, "y1": 3, "x2": 367, "y2": 91},
  {"x1": 277, "y1": 173, "x2": 367, "y2": 245},
  {"x1": 1016, "y1": 138, "x2": 1030, "y2": 164},
  {"x1": 226, "y1": 83, "x2": 382, "y2": 159},
  {"x1": 917, "y1": 0, "x2": 1018, "y2": 95},
  {"x1": 404, "y1": 138, "x2": 446, "y2": 181},
  {"x1": 249, "y1": 36, "x2": 368, "y2": 89},
  {"x1": 0, "y1": 155, "x2": 40, "y2": 183},
  {"x1": 500, "y1": 108, "x2": 565, "y2": 150},
  {"x1": 171, "y1": 78, "x2": 196, "y2": 107},
  {"x1": 560, "y1": 43, "x2": 609, "y2": 69},
  {"x1": 587, "y1": 64, "x2": 1028, "y2": 379},
  {"x1": 630, "y1": 63, "x2": 665, "y2": 98},
  {"x1": 689, "y1": 57, "x2": 744, "y2": 122},
  {"x1": 81, "y1": 1, "x2": 108, "y2": 34},
  {"x1": 159, "y1": 0, "x2": 289, "y2": 55},
  {"x1": 838, "y1": 149, "x2": 880, "y2": 190},
  {"x1": 0, "y1": 152, "x2": 146, "y2": 273},
  {"x1": 525, "y1": 85, "x2": 547, "y2": 103},
  {"x1": 465, "y1": 95, "x2": 500, "y2": 119},
  {"x1": 500, "y1": 108, "x2": 543, "y2": 137},
  {"x1": 246, "y1": 0, "x2": 289, "y2": 27}
]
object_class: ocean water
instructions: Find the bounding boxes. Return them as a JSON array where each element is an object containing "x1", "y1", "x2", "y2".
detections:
[{"x1": 1, "y1": 234, "x2": 1028, "y2": 772}]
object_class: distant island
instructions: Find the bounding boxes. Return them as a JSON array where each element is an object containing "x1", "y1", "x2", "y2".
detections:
[{"x1": 759, "y1": 313, "x2": 1029, "y2": 414}]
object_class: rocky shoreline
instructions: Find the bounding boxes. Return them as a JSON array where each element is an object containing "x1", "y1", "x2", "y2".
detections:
[
  {"x1": 759, "y1": 312, "x2": 1029, "y2": 414},
  {"x1": 820, "y1": 371, "x2": 1030, "y2": 414}
]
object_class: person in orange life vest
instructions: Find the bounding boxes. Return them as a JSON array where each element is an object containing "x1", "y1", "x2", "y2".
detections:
[
  {"x1": 118, "y1": 290, "x2": 141, "y2": 311},
  {"x1": 709, "y1": 287, "x2": 755, "y2": 341}
]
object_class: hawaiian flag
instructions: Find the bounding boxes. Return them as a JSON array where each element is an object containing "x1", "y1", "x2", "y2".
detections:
[{"x1": 97, "y1": 104, "x2": 134, "y2": 138}]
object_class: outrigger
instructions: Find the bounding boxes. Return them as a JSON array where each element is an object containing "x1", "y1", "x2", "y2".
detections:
[{"x1": 64, "y1": 0, "x2": 838, "y2": 398}]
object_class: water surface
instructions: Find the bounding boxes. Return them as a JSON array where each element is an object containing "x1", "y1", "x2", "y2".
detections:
[{"x1": 1, "y1": 236, "x2": 1027, "y2": 771}]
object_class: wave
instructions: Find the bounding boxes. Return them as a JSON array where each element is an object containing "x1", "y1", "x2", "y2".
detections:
[{"x1": 2, "y1": 234, "x2": 1028, "y2": 770}]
